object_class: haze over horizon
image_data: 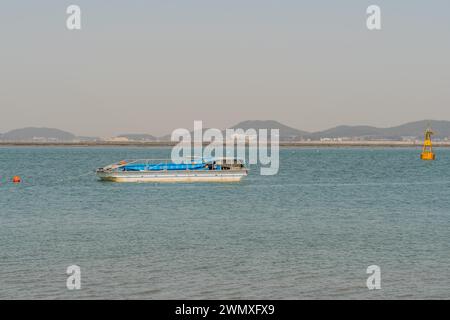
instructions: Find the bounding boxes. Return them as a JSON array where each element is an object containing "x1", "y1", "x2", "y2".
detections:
[{"x1": 1, "y1": 1, "x2": 449, "y2": 136}]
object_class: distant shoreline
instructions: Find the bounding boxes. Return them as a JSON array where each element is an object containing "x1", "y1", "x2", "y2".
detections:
[{"x1": 1, "y1": 141, "x2": 449, "y2": 147}]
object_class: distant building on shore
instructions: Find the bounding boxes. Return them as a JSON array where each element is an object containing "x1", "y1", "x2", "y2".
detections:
[{"x1": 103, "y1": 137, "x2": 130, "y2": 142}]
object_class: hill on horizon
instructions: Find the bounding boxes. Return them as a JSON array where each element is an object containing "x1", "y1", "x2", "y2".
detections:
[
  {"x1": 311, "y1": 120, "x2": 450, "y2": 140},
  {"x1": 2, "y1": 120, "x2": 450, "y2": 142},
  {"x1": 159, "y1": 120, "x2": 309, "y2": 141},
  {"x1": 0, "y1": 127, "x2": 76, "y2": 142},
  {"x1": 230, "y1": 120, "x2": 309, "y2": 141}
]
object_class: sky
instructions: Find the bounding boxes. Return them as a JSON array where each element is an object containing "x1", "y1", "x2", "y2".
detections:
[{"x1": 1, "y1": 0, "x2": 449, "y2": 137}]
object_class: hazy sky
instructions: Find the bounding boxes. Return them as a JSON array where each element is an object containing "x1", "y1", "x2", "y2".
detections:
[{"x1": 1, "y1": 1, "x2": 449, "y2": 136}]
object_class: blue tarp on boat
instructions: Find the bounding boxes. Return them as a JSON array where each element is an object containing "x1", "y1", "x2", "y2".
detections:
[{"x1": 122, "y1": 163, "x2": 207, "y2": 171}]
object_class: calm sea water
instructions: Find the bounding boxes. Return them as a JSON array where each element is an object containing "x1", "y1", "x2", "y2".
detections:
[{"x1": 0, "y1": 147, "x2": 449, "y2": 299}]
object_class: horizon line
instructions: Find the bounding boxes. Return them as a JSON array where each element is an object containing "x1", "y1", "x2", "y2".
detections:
[{"x1": 0, "y1": 118, "x2": 448, "y2": 138}]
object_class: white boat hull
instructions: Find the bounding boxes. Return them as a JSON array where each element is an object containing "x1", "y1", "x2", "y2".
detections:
[{"x1": 96, "y1": 170, "x2": 247, "y2": 183}]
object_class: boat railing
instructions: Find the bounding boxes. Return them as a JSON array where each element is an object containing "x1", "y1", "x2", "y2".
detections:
[
  {"x1": 101, "y1": 158, "x2": 205, "y2": 171},
  {"x1": 100, "y1": 157, "x2": 246, "y2": 172}
]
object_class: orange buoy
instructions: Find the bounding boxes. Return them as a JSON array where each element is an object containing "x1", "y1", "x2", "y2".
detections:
[{"x1": 12, "y1": 176, "x2": 21, "y2": 183}]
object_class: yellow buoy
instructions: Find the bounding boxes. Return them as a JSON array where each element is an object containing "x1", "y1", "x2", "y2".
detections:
[{"x1": 420, "y1": 127, "x2": 435, "y2": 161}]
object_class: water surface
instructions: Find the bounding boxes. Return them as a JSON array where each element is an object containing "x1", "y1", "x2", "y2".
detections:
[{"x1": 0, "y1": 147, "x2": 449, "y2": 299}]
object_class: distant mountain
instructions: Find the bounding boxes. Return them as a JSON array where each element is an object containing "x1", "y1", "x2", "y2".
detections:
[
  {"x1": 131, "y1": 120, "x2": 450, "y2": 141},
  {"x1": 156, "y1": 121, "x2": 308, "y2": 141},
  {"x1": 230, "y1": 120, "x2": 309, "y2": 141},
  {"x1": 381, "y1": 120, "x2": 450, "y2": 139},
  {"x1": 117, "y1": 133, "x2": 157, "y2": 141},
  {"x1": 311, "y1": 120, "x2": 450, "y2": 140},
  {"x1": 2, "y1": 120, "x2": 450, "y2": 142},
  {"x1": 1, "y1": 127, "x2": 77, "y2": 142}
]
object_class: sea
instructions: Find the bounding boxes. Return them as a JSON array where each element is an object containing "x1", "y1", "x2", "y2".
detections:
[{"x1": 0, "y1": 147, "x2": 449, "y2": 299}]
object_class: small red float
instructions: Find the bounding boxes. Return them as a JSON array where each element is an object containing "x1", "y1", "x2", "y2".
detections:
[{"x1": 12, "y1": 176, "x2": 21, "y2": 183}]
